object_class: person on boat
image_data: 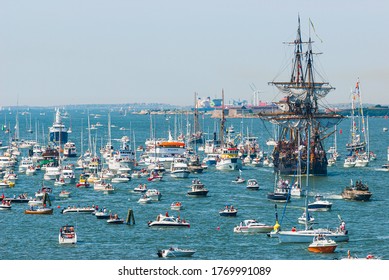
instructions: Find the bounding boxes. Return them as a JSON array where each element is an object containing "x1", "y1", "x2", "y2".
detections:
[
  {"x1": 291, "y1": 226, "x2": 296, "y2": 232},
  {"x1": 165, "y1": 211, "x2": 169, "y2": 217}
]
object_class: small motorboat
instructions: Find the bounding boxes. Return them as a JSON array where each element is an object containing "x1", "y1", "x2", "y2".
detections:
[
  {"x1": 308, "y1": 235, "x2": 337, "y2": 253},
  {"x1": 219, "y1": 205, "x2": 238, "y2": 217},
  {"x1": 145, "y1": 189, "x2": 162, "y2": 201},
  {"x1": 58, "y1": 190, "x2": 71, "y2": 198},
  {"x1": 138, "y1": 194, "x2": 152, "y2": 204},
  {"x1": 233, "y1": 219, "x2": 273, "y2": 233},
  {"x1": 170, "y1": 201, "x2": 183, "y2": 211},
  {"x1": 308, "y1": 194, "x2": 332, "y2": 212},
  {"x1": 111, "y1": 174, "x2": 130, "y2": 183},
  {"x1": 267, "y1": 178, "x2": 291, "y2": 202},
  {"x1": 187, "y1": 179, "x2": 208, "y2": 196},
  {"x1": 147, "y1": 173, "x2": 163, "y2": 182},
  {"x1": 232, "y1": 176, "x2": 245, "y2": 184},
  {"x1": 24, "y1": 206, "x2": 53, "y2": 215},
  {"x1": 59, "y1": 225, "x2": 77, "y2": 244},
  {"x1": 107, "y1": 214, "x2": 124, "y2": 224},
  {"x1": 94, "y1": 208, "x2": 110, "y2": 219},
  {"x1": 341, "y1": 179, "x2": 372, "y2": 201},
  {"x1": 0, "y1": 200, "x2": 12, "y2": 210},
  {"x1": 246, "y1": 179, "x2": 259, "y2": 190},
  {"x1": 157, "y1": 247, "x2": 196, "y2": 258},
  {"x1": 148, "y1": 214, "x2": 190, "y2": 228},
  {"x1": 133, "y1": 184, "x2": 147, "y2": 193}
]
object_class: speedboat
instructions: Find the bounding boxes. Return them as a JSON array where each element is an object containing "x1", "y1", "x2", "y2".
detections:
[
  {"x1": 61, "y1": 206, "x2": 97, "y2": 214},
  {"x1": 59, "y1": 225, "x2": 77, "y2": 244},
  {"x1": 148, "y1": 214, "x2": 190, "y2": 228},
  {"x1": 147, "y1": 173, "x2": 163, "y2": 182},
  {"x1": 138, "y1": 194, "x2": 152, "y2": 204},
  {"x1": 111, "y1": 174, "x2": 130, "y2": 183},
  {"x1": 246, "y1": 179, "x2": 259, "y2": 190},
  {"x1": 308, "y1": 235, "x2": 337, "y2": 253},
  {"x1": 170, "y1": 201, "x2": 183, "y2": 210},
  {"x1": 187, "y1": 179, "x2": 208, "y2": 196},
  {"x1": 145, "y1": 189, "x2": 162, "y2": 201},
  {"x1": 0, "y1": 200, "x2": 12, "y2": 210},
  {"x1": 157, "y1": 247, "x2": 196, "y2": 258},
  {"x1": 219, "y1": 205, "x2": 238, "y2": 217},
  {"x1": 232, "y1": 177, "x2": 245, "y2": 184},
  {"x1": 58, "y1": 190, "x2": 71, "y2": 198},
  {"x1": 267, "y1": 178, "x2": 291, "y2": 202},
  {"x1": 133, "y1": 184, "x2": 147, "y2": 193},
  {"x1": 308, "y1": 194, "x2": 332, "y2": 212},
  {"x1": 94, "y1": 208, "x2": 110, "y2": 219},
  {"x1": 107, "y1": 214, "x2": 124, "y2": 224},
  {"x1": 233, "y1": 219, "x2": 273, "y2": 233},
  {"x1": 341, "y1": 179, "x2": 372, "y2": 201}
]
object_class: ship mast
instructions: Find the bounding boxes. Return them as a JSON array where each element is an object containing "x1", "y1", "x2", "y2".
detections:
[{"x1": 220, "y1": 89, "x2": 225, "y2": 148}]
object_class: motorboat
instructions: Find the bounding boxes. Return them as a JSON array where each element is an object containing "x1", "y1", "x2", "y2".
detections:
[
  {"x1": 147, "y1": 173, "x2": 163, "y2": 182},
  {"x1": 170, "y1": 201, "x2": 183, "y2": 210},
  {"x1": 233, "y1": 219, "x2": 273, "y2": 233},
  {"x1": 0, "y1": 200, "x2": 12, "y2": 210},
  {"x1": 145, "y1": 189, "x2": 162, "y2": 201},
  {"x1": 107, "y1": 214, "x2": 124, "y2": 224},
  {"x1": 232, "y1": 177, "x2": 245, "y2": 184},
  {"x1": 111, "y1": 174, "x2": 130, "y2": 183},
  {"x1": 343, "y1": 156, "x2": 356, "y2": 168},
  {"x1": 59, "y1": 225, "x2": 77, "y2": 244},
  {"x1": 1, "y1": 193, "x2": 30, "y2": 203},
  {"x1": 148, "y1": 214, "x2": 190, "y2": 228},
  {"x1": 58, "y1": 190, "x2": 71, "y2": 198},
  {"x1": 215, "y1": 148, "x2": 242, "y2": 171},
  {"x1": 187, "y1": 179, "x2": 208, "y2": 196},
  {"x1": 308, "y1": 195, "x2": 332, "y2": 212},
  {"x1": 61, "y1": 206, "x2": 97, "y2": 214},
  {"x1": 308, "y1": 235, "x2": 337, "y2": 253},
  {"x1": 133, "y1": 184, "x2": 147, "y2": 193},
  {"x1": 0, "y1": 179, "x2": 15, "y2": 188},
  {"x1": 138, "y1": 194, "x2": 152, "y2": 204},
  {"x1": 219, "y1": 205, "x2": 238, "y2": 217},
  {"x1": 267, "y1": 178, "x2": 291, "y2": 202},
  {"x1": 170, "y1": 158, "x2": 190, "y2": 178},
  {"x1": 341, "y1": 179, "x2": 372, "y2": 201},
  {"x1": 24, "y1": 206, "x2": 53, "y2": 215},
  {"x1": 246, "y1": 179, "x2": 259, "y2": 190},
  {"x1": 94, "y1": 208, "x2": 110, "y2": 219},
  {"x1": 157, "y1": 247, "x2": 196, "y2": 258},
  {"x1": 76, "y1": 173, "x2": 90, "y2": 188}
]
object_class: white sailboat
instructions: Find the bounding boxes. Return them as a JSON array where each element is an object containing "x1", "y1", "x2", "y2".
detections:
[{"x1": 345, "y1": 78, "x2": 369, "y2": 167}]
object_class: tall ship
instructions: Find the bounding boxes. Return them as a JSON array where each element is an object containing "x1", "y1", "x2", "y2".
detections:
[
  {"x1": 49, "y1": 109, "x2": 69, "y2": 145},
  {"x1": 259, "y1": 17, "x2": 343, "y2": 176}
]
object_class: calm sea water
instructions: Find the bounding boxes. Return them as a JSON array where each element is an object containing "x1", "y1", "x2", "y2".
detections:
[{"x1": 1, "y1": 108, "x2": 388, "y2": 260}]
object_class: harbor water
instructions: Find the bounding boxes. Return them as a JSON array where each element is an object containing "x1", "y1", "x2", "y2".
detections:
[{"x1": 1, "y1": 108, "x2": 388, "y2": 260}]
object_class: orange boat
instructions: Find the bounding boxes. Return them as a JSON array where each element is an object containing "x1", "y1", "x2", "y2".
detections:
[{"x1": 308, "y1": 235, "x2": 337, "y2": 253}]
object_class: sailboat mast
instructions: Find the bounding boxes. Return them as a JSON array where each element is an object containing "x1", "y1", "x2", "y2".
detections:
[{"x1": 220, "y1": 89, "x2": 225, "y2": 148}]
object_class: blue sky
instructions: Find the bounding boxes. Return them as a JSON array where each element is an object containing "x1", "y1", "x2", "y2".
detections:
[{"x1": 0, "y1": 0, "x2": 388, "y2": 107}]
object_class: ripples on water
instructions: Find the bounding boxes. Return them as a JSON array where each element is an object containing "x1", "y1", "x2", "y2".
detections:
[{"x1": 1, "y1": 109, "x2": 388, "y2": 260}]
